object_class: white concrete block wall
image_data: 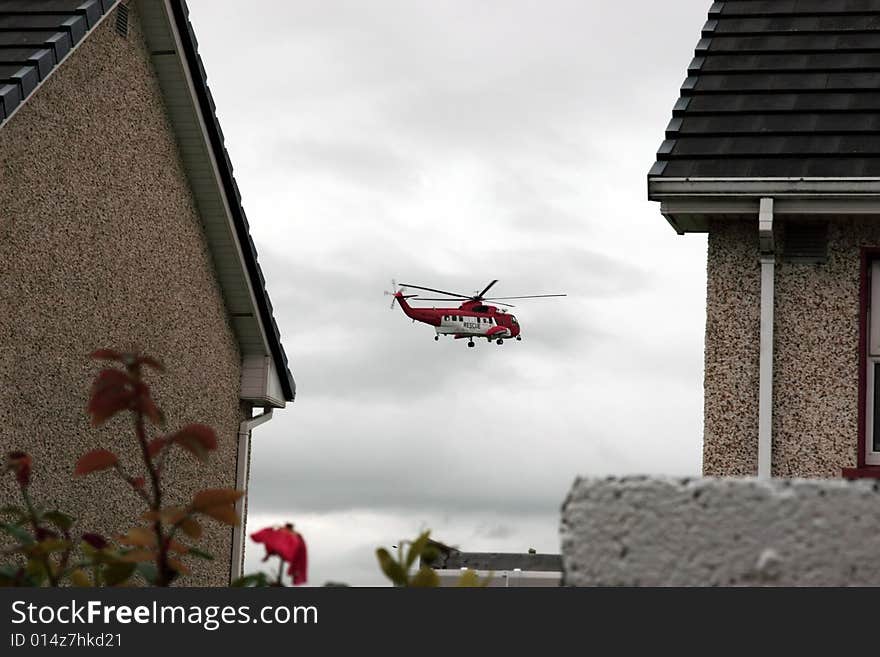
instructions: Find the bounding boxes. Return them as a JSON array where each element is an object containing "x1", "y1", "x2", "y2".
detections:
[{"x1": 560, "y1": 476, "x2": 880, "y2": 586}]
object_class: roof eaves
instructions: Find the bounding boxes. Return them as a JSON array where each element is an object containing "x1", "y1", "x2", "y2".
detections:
[
  {"x1": 649, "y1": 176, "x2": 880, "y2": 200},
  {"x1": 650, "y1": 177, "x2": 880, "y2": 234},
  {"x1": 166, "y1": 0, "x2": 295, "y2": 402}
]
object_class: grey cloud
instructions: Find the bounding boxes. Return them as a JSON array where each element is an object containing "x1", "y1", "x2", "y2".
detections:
[
  {"x1": 183, "y1": 0, "x2": 713, "y2": 588},
  {"x1": 268, "y1": 139, "x2": 421, "y2": 192}
]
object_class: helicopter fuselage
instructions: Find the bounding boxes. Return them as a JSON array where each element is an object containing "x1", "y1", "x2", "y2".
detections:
[{"x1": 393, "y1": 293, "x2": 520, "y2": 340}]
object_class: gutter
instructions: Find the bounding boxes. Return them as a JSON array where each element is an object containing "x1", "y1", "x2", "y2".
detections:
[
  {"x1": 758, "y1": 198, "x2": 774, "y2": 480},
  {"x1": 230, "y1": 408, "x2": 274, "y2": 582},
  {"x1": 649, "y1": 177, "x2": 880, "y2": 200}
]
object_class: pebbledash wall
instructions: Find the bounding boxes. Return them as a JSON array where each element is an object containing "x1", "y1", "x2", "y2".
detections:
[
  {"x1": 704, "y1": 218, "x2": 876, "y2": 478},
  {"x1": 0, "y1": 6, "x2": 245, "y2": 585}
]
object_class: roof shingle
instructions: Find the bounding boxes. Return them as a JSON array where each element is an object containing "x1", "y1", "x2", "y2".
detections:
[{"x1": 650, "y1": 0, "x2": 880, "y2": 179}]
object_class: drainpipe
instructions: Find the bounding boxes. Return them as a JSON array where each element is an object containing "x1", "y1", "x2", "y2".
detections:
[
  {"x1": 758, "y1": 198, "x2": 775, "y2": 480},
  {"x1": 230, "y1": 408, "x2": 274, "y2": 582}
]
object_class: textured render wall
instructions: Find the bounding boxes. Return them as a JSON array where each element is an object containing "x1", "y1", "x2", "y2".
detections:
[
  {"x1": 772, "y1": 218, "x2": 880, "y2": 477},
  {"x1": 0, "y1": 6, "x2": 243, "y2": 584},
  {"x1": 705, "y1": 217, "x2": 880, "y2": 477},
  {"x1": 704, "y1": 220, "x2": 761, "y2": 475},
  {"x1": 561, "y1": 476, "x2": 880, "y2": 586}
]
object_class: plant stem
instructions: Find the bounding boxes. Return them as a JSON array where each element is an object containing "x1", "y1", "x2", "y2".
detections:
[
  {"x1": 20, "y1": 486, "x2": 59, "y2": 587},
  {"x1": 277, "y1": 557, "x2": 284, "y2": 586},
  {"x1": 134, "y1": 403, "x2": 171, "y2": 586}
]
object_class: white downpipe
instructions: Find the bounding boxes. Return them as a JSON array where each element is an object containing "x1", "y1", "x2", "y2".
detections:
[
  {"x1": 230, "y1": 408, "x2": 273, "y2": 582},
  {"x1": 758, "y1": 198, "x2": 775, "y2": 480}
]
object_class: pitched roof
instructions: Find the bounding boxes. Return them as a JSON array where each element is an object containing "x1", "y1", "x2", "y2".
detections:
[
  {"x1": 0, "y1": 0, "x2": 295, "y2": 403},
  {"x1": 649, "y1": 0, "x2": 880, "y2": 181},
  {"x1": 0, "y1": 0, "x2": 117, "y2": 121},
  {"x1": 422, "y1": 540, "x2": 562, "y2": 572}
]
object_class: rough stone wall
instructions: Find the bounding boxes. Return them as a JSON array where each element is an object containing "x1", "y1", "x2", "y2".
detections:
[
  {"x1": 705, "y1": 217, "x2": 880, "y2": 478},
  {"x1": 0, "y1": 5, "x2": 242, "y2": 585},
  {"x1": 561, "y1": 476, "x2": 880, "y2": 586}
]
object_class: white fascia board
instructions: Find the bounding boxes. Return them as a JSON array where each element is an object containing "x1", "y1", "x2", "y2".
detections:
[
  {"x1": 657, "y1": 193, "x2": 880, "y2": 234},
  {"x1": 143, "y1": 3, "x2": 277, "y2": 373},
  {"x1": 649, "y1": 177, "x2": 880, "y2": 199},
  {"x1": 652, "y1": 178, "x2": 880, "y2": 233},
  {"x1": 434, "y1": 569, "x2": 562, "y2": 587},
  {"x1": 240, "y1": 355, "x2": 286, "y2": 409}
]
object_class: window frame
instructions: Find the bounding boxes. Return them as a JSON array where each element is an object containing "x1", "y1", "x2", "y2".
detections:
[{"x1": 844, "y1": 248, "x2": 880, "y2": 478}]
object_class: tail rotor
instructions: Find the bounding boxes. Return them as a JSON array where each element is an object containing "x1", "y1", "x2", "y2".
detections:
[{"x1": 384, "y1": 279, "x2": 416, "y2": 309}]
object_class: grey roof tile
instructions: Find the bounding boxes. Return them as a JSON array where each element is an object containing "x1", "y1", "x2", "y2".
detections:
[{"x1": 649, "y1": 0, "x2": 880, "y2": 180}]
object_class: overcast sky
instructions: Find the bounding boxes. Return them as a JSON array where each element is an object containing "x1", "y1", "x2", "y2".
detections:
[{"x1": 186, "y1": 0, "x2": 712, "y2": 586}]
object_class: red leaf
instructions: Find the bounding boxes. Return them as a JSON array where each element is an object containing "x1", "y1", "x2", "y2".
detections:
[
  {"x1": 91, "y1": 349, "x2": 123, "y2": 362},
  {"x1": 81, "y1": 533, "x2": 108, "y2": 550},
  {"x1": 6, "y1": 451, "x2": 31, "y2": 487},
  {"x1": 130, "y1": 477, "x2": 145, "y2": 489},
  {"x1": 138, "y1": 387, "x2": 164, "y2": 426},
  {"x1": 147, "y1": 437, "x2": 166, "y2": 458},
  {"x1": 87, "y1": 369, "x2": 136, "y2": 426},
  {"x1": 137, "y1": 356, "x2": 164, "y2": 371},
  {"x1": 191, "y1": 488, "x2": 242, "y2": 511},
  {"x1": 170, "y1": 424, "x2": 217, "y2": 461},
  {"x1": 74, "y1": 449, "x2": 118, "y2": 476}
]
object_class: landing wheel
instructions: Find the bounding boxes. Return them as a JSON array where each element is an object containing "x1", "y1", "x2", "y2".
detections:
[
  {"x1": 496, "y1": 339, "x2": 503, "y2": 345},
  {"x1": 434, "y1": 335, "x2": 439, "y2": 341},
  {"x1": 516, "y1": 336, "x2": 522, "y2": 341},
  {"x1": 467, "y1": 340, "x2": 475, "y2": 348}
]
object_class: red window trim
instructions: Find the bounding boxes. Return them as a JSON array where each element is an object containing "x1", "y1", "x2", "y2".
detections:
[{"x1": 844, "y1": 248, "x2": 880, "y2": 479}]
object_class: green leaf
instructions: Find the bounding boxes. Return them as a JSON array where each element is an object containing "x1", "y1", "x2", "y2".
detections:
[
  {"x1": 43, "y1": 511, "x2": 74, "y2": 532},
  {"x1": 29, "y1": 539, "x2": 69, "y2": 555},
  {"x1": 456, "y1": 569, "x2": 491, "y2": 587},
  {"x1": 134, "y1": 562, "x2": 158, "y2": 585},
  {"x1": 0, "y1": 522, "x2": 34, "y2": 545},
  {"x1": 405, "y1": 531, "x2": 432, "y2": 570},
  {"x1": 0, "y1": 564, "x2": 21, "y2": 579},
  {"x1": 70, "y1": 569, "x2": 91, "y2": 587},
  {"x1": 103, "y1": 562, "x2": 136, "y2": 586},
  {"x1": 409, "y1": 566, "x2": 440, "y2": 588},
  {"x1": 25, "y1": 559, "x2": 48, "y2": 585},
  {"x1": 186, "y1": 547, "x2": 214, "y2": 561},
  {"x1": 377, "y1": 548, "x2": 408, "y2": 587},
  {"x1": 231, "y1": 573, "x2": 270, "y2": 587}
]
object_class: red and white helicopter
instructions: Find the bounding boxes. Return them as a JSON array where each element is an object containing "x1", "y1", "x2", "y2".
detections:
[{"x1": 385, "y1": 279, "x2": 565, "y2": 347}]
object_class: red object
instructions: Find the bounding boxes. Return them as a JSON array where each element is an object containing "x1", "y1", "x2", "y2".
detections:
[
  {"x1": 250, "y1": 527, "x2": 308, "y2": 585},
  {"x1": 394, "y1": 295, "x2": 521, "y2": 338},
  {"x1": 6, "y1": 451, "x2": 31, "y2": 487},
  {"x1": 846, "y1": 248, "x2": 880, "y2": 479},
  {"x1": 389, "y1": 280, "x2": 565, "y2": 345}
]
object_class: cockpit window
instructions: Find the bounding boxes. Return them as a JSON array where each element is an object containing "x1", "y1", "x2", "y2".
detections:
[{"x1": 511, "y1": 316, "x2": 518, "y2": 324}]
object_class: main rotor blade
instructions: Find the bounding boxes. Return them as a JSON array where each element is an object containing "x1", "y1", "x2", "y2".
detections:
[
  {"x1": 413, "y1": 297, "x2": 470, "y2": 302},
  {"x1": 477, "y1": 279, "x2": 499, "y2": 298},
  {"x1": 483, "y1": 294, "x2": 567, "y2": 300},
  {"x1": 398, "y1": 283, "x2": 471, "y2": 298},
  {"x1": 490, "y1": 301, "x2": 516, "y2": 308}
]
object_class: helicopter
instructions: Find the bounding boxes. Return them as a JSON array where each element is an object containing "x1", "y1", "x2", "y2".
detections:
[{"x1": 385, "y1": 279, "x2": 566, "y2": 347}]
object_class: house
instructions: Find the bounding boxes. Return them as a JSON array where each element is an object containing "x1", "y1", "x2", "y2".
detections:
[
  {"x1": 648, "y1": 0, "x2": 880, "y2": 480},
  {"x1": 0, "y1": 0, "x2": 295, "y2": 584},
  {"x1": 422, "y1": 540, "x2": 562, "y2": 587}
]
